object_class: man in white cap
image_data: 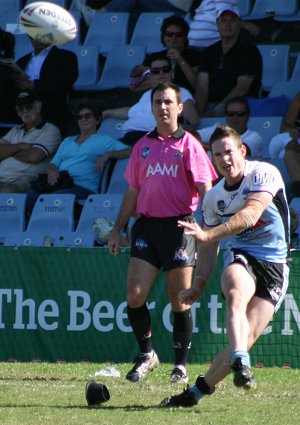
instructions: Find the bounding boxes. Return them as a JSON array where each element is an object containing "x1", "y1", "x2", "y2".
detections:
[{"x1": 195, "y1": 6, "x2": 262, "y2": 117}]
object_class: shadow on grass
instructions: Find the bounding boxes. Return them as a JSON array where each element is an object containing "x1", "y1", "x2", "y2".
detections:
[{"x1": 0, "y1": 403, "x2": 210, "y2": 413}]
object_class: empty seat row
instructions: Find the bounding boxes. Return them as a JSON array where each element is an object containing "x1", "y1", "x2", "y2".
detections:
[{"x1": 0, "y1": 192, "x2": 127, "y2": 248}]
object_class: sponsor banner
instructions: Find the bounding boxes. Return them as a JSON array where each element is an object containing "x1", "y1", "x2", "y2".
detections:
[{"x1": 0, "y1": 247, "x2": 299, "y2": 366}]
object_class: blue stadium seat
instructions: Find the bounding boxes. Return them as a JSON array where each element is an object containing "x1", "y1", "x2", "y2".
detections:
[
  {"x1": 90, "y1": 44, "x2": 146, "y2": 91},
  {"x1": 76, "y1": 194, "x2": 123, "y2": 233},
  {"x1": 106, "y1": 158, "x2": 129, "y2": 194},
  {"x1": 4, "y1": 231, "x2": 45, "y2": 247},
  {"x1": 257, "y1": 44, "x2": 290, "y2": 92},
  {"x1": 0, "y1": 0, "x2": 22, "y2": 12},
  {"x1": 99, "y1": 118, "x2": 125, "y2": 140},
  {"x1": 83, "y1": 12, "x2": 130, "y2": 55},
  {"x1": 289, "y1": 197, "x2": 300, "y2": 238},
  {"x1": 268, "y1": 81, "x2": 299, "y2": 103},
  {"x1": 237, "y1": 0, "x2": 253, "y2": 17},
  {"x1": 27, "y1": 194, "x2": 76, "y2": 241},
  {"x1": 14, "y1": 33, "x2": 33, "y2": 60},
  {"x1": 130, "y1": 12, "x2": 173, "y2": 53},
  {"x1": 0, "y1": 194, "x2": 27, "y2": 244},
  {"x1": 0, "y1": 11, "x2": 20, "y2": 31},
  {"x1": 25, "y1": 0, "x2": 68, "y2": 6},
  {"x1": 63, "y1": 45, "x2": 100, "y2": 90},
  {"x1": 268, "y1": 158, "x2": 290, "y2": 184},
  {"x1": 274, "y1": 9, "x2": 300, "y2": 22},
  {"x1": 289, "y1": 53, "x2": 300, "y2": 82},
  {"x1": 245, "y1": 0, "x2": 298, "y2": 20},
  {"x1": 247, "y1": 116, "x2": 283, "y2": 158},
  {"x1": 52, "y1": 231, "x2": 95, "y2": 248}
]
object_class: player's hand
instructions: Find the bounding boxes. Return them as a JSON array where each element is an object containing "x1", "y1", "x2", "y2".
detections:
[
  {"x1": 178, "y1": 220, "x2": 208, "y2": 242},
  {"x1": 108, "y1": 230, "x2": 120, "y2": 256},
  {"x1": 179, "y1": 287, "x2": 201, "y2": 305}
]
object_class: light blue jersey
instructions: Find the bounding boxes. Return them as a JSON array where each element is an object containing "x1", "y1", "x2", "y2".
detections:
[
  {"x1": 202, "y1": 160, "x2": 290, "y2": 263},
  {"x1": 51, "y1": 133, "x2": 127, "y2": 193}
]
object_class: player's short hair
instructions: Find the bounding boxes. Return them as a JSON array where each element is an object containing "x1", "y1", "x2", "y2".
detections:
[
  {"x1": 209, "y1": 124, "x2": 243, "y2": 150},
  {"x1": 150, "y1": 82, "x2": 182, "y2": 105}
]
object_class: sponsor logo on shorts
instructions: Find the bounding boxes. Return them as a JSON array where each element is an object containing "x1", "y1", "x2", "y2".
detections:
[
  {"x1": 135, "y1": 238, "x2": 148, "y2": 250},
  {"x1": 174, "y1": 247, "x2": 188, "y2": 261}
]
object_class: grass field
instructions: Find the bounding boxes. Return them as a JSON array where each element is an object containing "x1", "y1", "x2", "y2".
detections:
[{"x1": 0, "y1": 362, "x2": 299, "y2": 425}]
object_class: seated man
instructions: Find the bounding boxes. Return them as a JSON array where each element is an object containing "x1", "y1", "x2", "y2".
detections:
[
  {"x1": 268, "y1": 91, "x2": 300, "y2": 198},
  {"x1": 198, "y1": 96, "x2": 263, "y2": 159},
  {"x1": 195, "y1": 7, "x2": 262, "y2": 117},
  {"x1": 0, "y1": 90, "x2": 61, "y2": 193},
  {"x1": 15, "y1": 37, "x2": 78, "y2": 137},
  {"x1": 103, "y1": 53, "x2": 199, "y2": 146}
]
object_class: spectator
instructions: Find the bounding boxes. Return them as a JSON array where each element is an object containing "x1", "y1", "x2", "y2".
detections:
[
  {"x1": 198, "y1": 96, "x2": 263, "y2": 159},
  {"x1": 26, "y1": 99, "x2": 131, "y2": 211},
  {"x1": 14, "y1": 37, "x2": 78, "y2": 137},
  {"x1": 76, "y1": 0, "x2": 192, "y2": 26},
  {"x1": 0, "y1": 90, "x2": 61, "y2": 193},
  {"x1": 0, "y1": 28, "x2": 18, "y2": 125},
  {"x1": 188, "y1": 0, "x2": 261, "y2": 49},
  {"x1": 268, "y1": 92, "x2": 300, "y2": 197},
  {"x1": 132, "y1": 15, "x2": 202, "y2": 94},
  {"x1": 195, "y1": 6, "x2": 262, "y2": 117},
  {"x1": 103, "y1": 54, "x2": 199, "y2": 146}
]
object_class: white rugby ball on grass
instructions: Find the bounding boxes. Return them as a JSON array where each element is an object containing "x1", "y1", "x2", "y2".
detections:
[{"x1": 19, "y1": 1, "x2": 77, "y2": 46}]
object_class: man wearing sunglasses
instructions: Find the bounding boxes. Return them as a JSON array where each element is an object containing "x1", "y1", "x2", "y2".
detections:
[
  {"x1": 198, "y1": 97, "x2": 263, "y2": 159},
  {"x1": 0, "y1": 90, "x2": 61, "y2": 193},
  {"x1": 103, "y1": 53, "x2": 199, "y2": 146}
]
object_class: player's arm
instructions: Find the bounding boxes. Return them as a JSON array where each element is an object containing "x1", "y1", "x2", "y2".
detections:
[
  {"x1": 108, "y1": 185, "x2": 139, "y2": 255},
  {"x1": 178, "y1": 191, "x2": 273, "y2": 243},
  {"x1": 179, "y1": 226, "x2": 219, "y2": 305}
]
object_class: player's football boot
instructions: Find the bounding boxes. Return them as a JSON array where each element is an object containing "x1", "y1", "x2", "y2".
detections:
[
  {"x1": 161, "y1": 387, "x2": 198, "y2": 408},
  {"x1": 231, "y1": 357, "x2": 257, "y2": 389},
  {"x1": 170, "y1": 367, "x2": 189, "y2": 384},
  {"x1": 125, "y1": 351, "x2": 159, "y2": 382}
]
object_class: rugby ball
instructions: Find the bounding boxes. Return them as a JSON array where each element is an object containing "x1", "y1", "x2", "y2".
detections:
[
  {"x1": 19, "y1": 2, "x2": 77, "y2": 46},
  {"x1": 93, "y1": 217, "x2": 115, "y2": 244}
]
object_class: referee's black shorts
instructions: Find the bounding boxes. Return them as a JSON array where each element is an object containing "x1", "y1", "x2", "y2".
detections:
[{"x1": 130, "y1": 214, "x2": 197, "y2": 271}]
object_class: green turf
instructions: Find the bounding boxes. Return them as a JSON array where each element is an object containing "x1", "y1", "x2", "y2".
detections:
[{"x1": 0, "y1": 362, "x2": 299, "y2": 425}]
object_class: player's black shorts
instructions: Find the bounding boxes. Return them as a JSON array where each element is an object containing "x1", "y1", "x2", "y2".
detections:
[
  {"x1": 130, "y1": 214, "x2": 197, "y2": 271},
  {"x1": 224, "y1": 248, "x2": 289, "y2": 312}
]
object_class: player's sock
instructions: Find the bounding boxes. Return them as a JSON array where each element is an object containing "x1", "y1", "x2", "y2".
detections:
[
  {"x1": 231, "y1": 350, "x2": 251, "y2": 368},
  {"x1": 127, "y1": 304, "x2": 152, "y2": 353},
  {"x1": 173, "y1": 309, "x2": 193, "y2": 366}
]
